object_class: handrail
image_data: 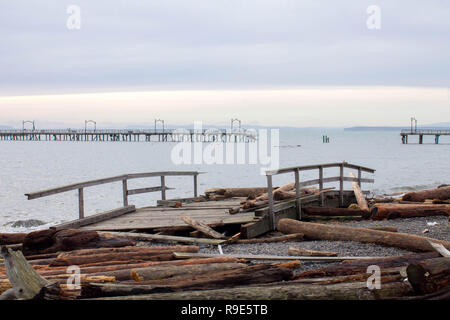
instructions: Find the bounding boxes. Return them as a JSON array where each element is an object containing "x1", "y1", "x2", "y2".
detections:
[
  {"x1": 265, "y1": 162, "x2": 375, "y2": 230},
  {"x1": 0, "y1": 128, "x2": 255, "y2": 135},
  {"x1": 25, "y1": 171, "x2": 204, "y2": 219},
  {"x1": 400, "y1": 129, "x2": 450, "y2": 134}
]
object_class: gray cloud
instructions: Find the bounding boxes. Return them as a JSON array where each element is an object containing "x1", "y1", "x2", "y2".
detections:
[{"x1": 1, "y1": 0, "x2": 449, "y2": 95}]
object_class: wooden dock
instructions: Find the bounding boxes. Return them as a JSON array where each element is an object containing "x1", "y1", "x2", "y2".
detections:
[
  {"x1": 401, "y1": 129, "x2": 450, "y2": 144},
  {"x1": 24, "y1": 162, "x2": 375, "y2": 239},
  {"x1": 0, "y1": 128, "x2": 256, "y2": 143}
]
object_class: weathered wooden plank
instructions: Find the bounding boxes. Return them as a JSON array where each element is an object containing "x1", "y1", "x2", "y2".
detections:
[
  {"x1": 127, "y1": 186, "x2": 172, "y2": 196},
  {"x1": 173, "y1": 252, "x2": 375, "y2": 261},
  {"x1": 98, "y1": 231, "x2": 227, "y2": 245},
  {"x1": 52, "y1": 205, "x2": 136, "y2": 230}
]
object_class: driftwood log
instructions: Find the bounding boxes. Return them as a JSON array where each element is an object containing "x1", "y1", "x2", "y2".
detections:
[
  {"x1": 277, "y1": 219, "x2": 450, "y2": 252},
  {"x1": 50, "y1": 246, "x2": 199, "y2": 266},
  {"x1": 0, "y1": 246, "x2": 59, "y2": 300},
  {"x1": 349, "y1": 172, "x2": 370, "y2": 213},
  {"x1": 288, "y1": 247, "x2": 337, "y2": 257},
  {"x1": 22, "y1": 229, "x2": 135, "y2": 255},
  {"x1": 296, "y1": 252, "x2": 440, "y2": 279},
  {"x1": 93, "y1": 281, "x2": 414, "y2": 300},
  {"x1": 406, "y1": 257, "x2": 450, "y2": 295},
  {"x1": 181, "y1": 216, "x2": 225, "y2": 239},
  {"x1": 0, "y1": 233, "x2": 27, "y2": 245},
  {"x1": 402, "y1": 186, "x2": 450, "y2": 202},
  {"x1": 302, "y1": 207, "x2": 366, "y2": 217},
  {"x1": 131, "y1": 262, "x2": 247, "y2": 282},
  {"x1": 370, "y1": 203, "x2": 450, "y2": 220}
]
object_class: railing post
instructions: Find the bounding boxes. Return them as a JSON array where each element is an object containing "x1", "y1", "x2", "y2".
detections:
[
  {"x1": 318, "y1": 166, "x2": 324, "y2": 207},
  {"x1": 78, "y1": 188, "x2": 84, "y2": 219},
  {"x1": 294, "y1": 169, "x2": 301, "y2": 220},
  {"x1": 266, "y1": 174, "x2": 275, "y2": 230},
  {"x1": 160, "y1": 176, "x2": 166, "y2": 200},
  {"x1": 339, "y1": 163, "x2": 344, "y2": 207},
  {"x1": 357, "y1": 168, "x2": 362, "y2": 187},
  {"x1": 122, "y1": 179, "x2": 128, "y2": 206},
  {"x1": 193, "y1": 174, "x2": 198, "y2": 197}
]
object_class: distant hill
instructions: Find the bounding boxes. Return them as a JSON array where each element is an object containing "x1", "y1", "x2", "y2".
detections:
[
  {"x1": 345, "y1": 122, "x2": 450, "y2": 131},
  {"x1": 0, "y1": 125, "x2": 13, "y2": 130}
]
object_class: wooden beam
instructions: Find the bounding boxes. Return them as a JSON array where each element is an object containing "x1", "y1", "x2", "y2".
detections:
[
  {"x1": 97, "y1": 231, "x2": 226, "y2": 245},
  {"x1": 173, "y1": 252, "x2": 376, "y2": 262},
  {"x1": 181, "y1": 216, "x2": 226, "y2": 239},
  {"x1": 349, "y1": 172, "x2": 369, "y2": 212},
  {"x1": 52, "y1": 205, "x2": 136, "y2": 230}
]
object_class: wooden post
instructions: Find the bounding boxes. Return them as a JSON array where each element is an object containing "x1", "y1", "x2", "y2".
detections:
[
  {"x1": 357, "y1": 168, "x2": 362, "y2": 187},
  {"x1": 294, "y1": 169, "x2": 301, "y2": 220},
  {"x1": 339, "y1": 163, "x2": 344, "y2": 207},
  {"x1": 193, "y1": 174, "x2": 198, "y2": 197},
  {"x1": 122, "y1": 179, "x2": 128, "y2": 206},
  {"x1": 78, "y1": 188, "x2": 84, "y2": 219},
  {"x1": 266, "y1": 174, "x2": 275, "y2": 230},
  {"x1": 318, "y1": 166, "x2": 324, "y2": 207},
  {"x1": 160, "y1": 176, "x2": 166, "y2": 200}
]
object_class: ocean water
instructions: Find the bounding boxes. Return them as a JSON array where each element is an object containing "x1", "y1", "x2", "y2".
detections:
[{"x1": 1, "y1": 128, "x2": 449, "y2": 232}]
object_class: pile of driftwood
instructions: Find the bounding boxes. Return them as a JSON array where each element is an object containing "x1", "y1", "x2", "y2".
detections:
[
  {"x1": 299, "y1": 184, "x2": 450, "y2": 221},
  {"x1": 205, "y1": 184, "x2": 330, "y2": 213},
  {"x1": 1, "y1": 219, "x2": 449, "y2": 300}
]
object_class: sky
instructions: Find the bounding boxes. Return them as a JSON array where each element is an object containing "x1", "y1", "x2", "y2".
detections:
[{"x1": 0, "y1": 0, "x2": 449, "y2": 127}]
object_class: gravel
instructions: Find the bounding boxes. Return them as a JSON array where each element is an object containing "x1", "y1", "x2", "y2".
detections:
[{"x1": 199, "y1": 216, "x2": 449, "y2": 273}]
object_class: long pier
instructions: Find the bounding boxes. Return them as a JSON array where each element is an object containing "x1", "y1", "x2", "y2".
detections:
[
  {"x1": 0, "y1": 128, "x2": 256, "y2": 143},
  {"x1": 400, "y1": 129, "x2": 450, "y2": 144}
]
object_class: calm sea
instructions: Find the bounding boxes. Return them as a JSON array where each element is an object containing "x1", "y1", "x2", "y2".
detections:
[{"x1": 1, "y1": 128, "x2": 449, "y2": 232}]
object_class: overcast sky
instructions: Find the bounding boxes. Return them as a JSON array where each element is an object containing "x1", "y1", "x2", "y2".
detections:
[{"x1": 1, "y1": 1, "x2": 449, "y2": 127}]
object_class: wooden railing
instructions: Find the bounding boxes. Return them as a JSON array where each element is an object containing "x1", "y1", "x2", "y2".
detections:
[
  {"x1": 25, "y1": 171, "x2": 202, "y2": 219},
  {"x1": 265, "y1": 162, "x2": 375, "y2": 230}
]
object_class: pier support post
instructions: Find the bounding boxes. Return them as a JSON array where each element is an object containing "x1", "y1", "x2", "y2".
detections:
[
  {"x1": 294, "y1": 169, "x2": 301, "y2": 220},
  {"x1": 339, "y1": 163, "x2": 344, "y2": 207},
  {"x1": 266, "y1": 175, "x2": 275, "y2": 230},
  {"x1": 78, "y1": 188, "x2": 84, "y2": 219},
  {"x1": 122, "y1": 179, "x2": 128, "y2": 206},
  {"x1": 160, "y1": 176, "x2": 166, "y2": 200},
  {"x1": 435, "y1": 135, "x2": 440, "y2": 144},
  {"x1": 318, "y1": 166, "x2": 324, "y2": 206}
]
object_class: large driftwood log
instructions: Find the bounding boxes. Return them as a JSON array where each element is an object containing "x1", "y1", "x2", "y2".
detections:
[
  {"x1": 302, "y1": 206, "x2": 366, "y2": 217},
  {"x1": 402, "y1": 186, "x2": 450, "y2": 202},
  {"x1": 235, "y1": 233, "x2": 304, "y2": 244},
  {"x1": 57, "y1": 245, "x2": 199, "y2": 257},
  {"x1": 371, "y1": 203, "x2": 450, "y2": 220},
  {"x1": 0, "y1": 246, "x2": 59, "y2": 300},
  {"x1": 22, "y1": 229, "x2": 135, "y2": 255},
  {"x1": 131, "y1": 262, "x2": 247, "y2": 282},
  {"x1": 123, "y1": 264, "x2": 294, "y2": 290},
  {"x1": 0, "y1": 233, "x2": 27, "y2": 245},
  {"x1": 296, "y1": 252, "x2": 440, "y2": 279},
  {"x1": 93, "y1": 281, "x2": 414, "y2": 300},
  {"x1": 36, "y1": 257, "x2": 239, "y2": 277},
  {"x1": 406, "y1": 257, "x2": 450, "y2": 295},
  {"x1": 277, "y1": 219, "x2": 450, "y2": 252},
  {"x1": 181, "y1": 216, "x2": 225, "y2": 239},
  {"x1": 205, "y1": 187, "x2": 270, "y2": 200},
  {"x1": 50, "y1": 246, "x2": 199, "y2": 266}
]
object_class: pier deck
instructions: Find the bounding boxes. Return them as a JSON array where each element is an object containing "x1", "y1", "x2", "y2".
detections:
[
  {"x1": 400, "y1": 129, "x2": 450, "y2": 144},
  {"x1": 0, "y1": 128, "x2": 256, "y2": 142},
  {"x1": 78, "y1": 198, "x2": 257, "y2": 231}
]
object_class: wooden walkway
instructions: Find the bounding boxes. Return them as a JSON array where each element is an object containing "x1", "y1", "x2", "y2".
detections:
[
  {"x1": 24, "y1": 163, "x2": 375, "y2": 238},
  {"x1": 79, "y1": 198, "x2": 257, "y2": 231}
]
